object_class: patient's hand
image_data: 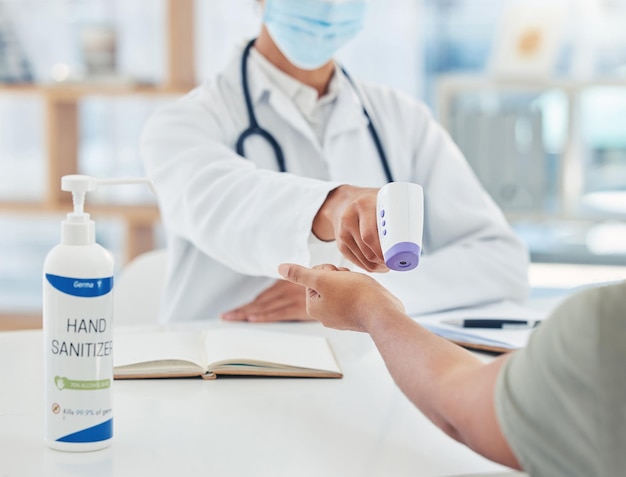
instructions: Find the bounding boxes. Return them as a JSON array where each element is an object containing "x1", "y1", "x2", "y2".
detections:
[
  {"x1": 278, "y1": 263, "x2": 405, "y2": 332},
  {"x1": 221, "y1": 279, "x2": 312, "y2": 322}
]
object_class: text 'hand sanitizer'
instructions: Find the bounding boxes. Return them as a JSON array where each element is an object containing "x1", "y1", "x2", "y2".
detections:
[
  {"x1": 43, "y1": 174, "x2": 154, "y2": 452},
  {"x1": 376, "y1": 182, "x2": 424, "y2": 271}
]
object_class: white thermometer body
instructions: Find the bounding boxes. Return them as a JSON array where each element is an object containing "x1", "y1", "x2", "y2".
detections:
[{"x1": 376, "y1": 182, "x2": 424, "y2": 271}]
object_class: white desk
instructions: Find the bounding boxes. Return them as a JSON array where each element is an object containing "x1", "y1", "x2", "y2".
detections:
[{"x1": 0, "y1": 320, "x2": 520, "y2": 477}]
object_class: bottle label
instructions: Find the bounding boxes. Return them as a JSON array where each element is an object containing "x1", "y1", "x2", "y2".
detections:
[
  {"x1": 44, "y1": 274, "x2": 114, "y2": 446},
  {"x1": 46, "y1": 275, "x2": 113, "y2": 297}
]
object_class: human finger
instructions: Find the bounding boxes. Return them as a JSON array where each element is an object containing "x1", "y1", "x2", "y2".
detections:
[
  {"x1": 222, "y1": 293, "x2": 296, "y2": 319},
  {"x1": 336, "y1": 189, "x2": 386, "y2": 270},
  {"x1": 249, "y1": 280, "x2": 302, "y2": 306},
  {"x1": 248, "y1": 304, "x2": 312, "y2": 322},
  {"x1": 278, "y1": 263, "x2": 321, "y2": 288},
  {"x1": 358, "y1": 209, "x2": 385, "y2": 264},
  {"x1": 337, "y1": 232, "x2": 387, "y2": 272},
  {"x1": 221, "y1": 310, "x2": 247, "y2": 321},
  {"x1": 312, "y1": 264, "x2": 340, "y2": 271}
]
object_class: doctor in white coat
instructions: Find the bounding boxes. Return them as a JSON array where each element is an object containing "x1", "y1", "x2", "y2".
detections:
[{"x1": 141, "y1": 0, "x2": 529, "y2": 323}]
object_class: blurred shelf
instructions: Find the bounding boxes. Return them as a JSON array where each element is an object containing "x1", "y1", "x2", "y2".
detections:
[
  {"x1": 0, "y1": 0, "x2": 192, "y2": 260},
  {"x1": 0, "y1": 82, "x2": 190, "y2": 98},
  {"x1": 437, "y1": 74, "x2": 626, "y2": 98},
  {"x1": 0, "y1": 83, "x2": 40, "y2": 95},
  {"x1": 0, "y1": 0, "x2": 195, "y2": 320},
  {"x1": 0, "y1": 313, "x2": 42, "y2": 331},
  {"x1": 0, "y1": 201, "x2": 160, "y2": 221},
  {"x1": 436, "y1": 73, "x2": 626, "y2": 221}
]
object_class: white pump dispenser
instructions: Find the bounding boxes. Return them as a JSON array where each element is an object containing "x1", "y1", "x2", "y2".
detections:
[
  {"x1": 61, "y1": 175, "x2": 97, "y2": 246},
  {"x1": 43, "y1": 174, "x2": 154, "y2": 452},
  {"x1": 59, "y1": 175, "x2": 156, "y2": 246}
]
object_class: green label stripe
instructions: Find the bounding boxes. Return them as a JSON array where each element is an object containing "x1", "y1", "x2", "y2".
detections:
[{"x1": 55, "y1": 376, "x2": 110, "y2": 391}]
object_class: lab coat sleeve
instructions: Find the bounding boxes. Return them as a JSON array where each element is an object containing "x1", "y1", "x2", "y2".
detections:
[
  {"x1": 140, "y1": 92, "x2": 341, "y2": 278},
  {"x1": 373, "y1": 102, "x2": 530, "y2": 315}
]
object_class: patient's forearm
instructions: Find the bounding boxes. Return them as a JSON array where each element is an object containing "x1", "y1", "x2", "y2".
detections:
[{"x1": 364, "y1": 311, "x2": 521, "y2": 469}]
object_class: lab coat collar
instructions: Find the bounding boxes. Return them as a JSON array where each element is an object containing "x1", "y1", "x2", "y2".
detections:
[
  {"x1": 266, "y1": 89, "x2": 322, "y2": 150},
  {"x1": 224, "y1": 42, "x2": 369, "y2": 150},
  {"x1": 262, "y1": 68, "x2": 370, "y2": 150},
  {"x1": 224, "y1": 43, "x2": 320, "y2": 150},
  {"x1": 323, "y1": 69, "x2": 370, "y2": 143}
]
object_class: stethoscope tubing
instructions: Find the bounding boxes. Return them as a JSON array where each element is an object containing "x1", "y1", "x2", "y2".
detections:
[{"x1": 236, "y1": 38, "x2": 392, "y2": 183}]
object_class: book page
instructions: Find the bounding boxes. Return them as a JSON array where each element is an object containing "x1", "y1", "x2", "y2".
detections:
[
  {"x1": 201, "y1": 329, "x2": 340, "y2": 373},
  {"x1": 114, "y1": 331, "x2": 206, "y2": 373}
]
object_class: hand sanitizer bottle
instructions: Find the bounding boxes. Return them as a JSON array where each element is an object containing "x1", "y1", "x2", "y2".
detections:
[
  {"x1": 43, "y1": 175, "x2": 115, "y2": 452},
  {"x1": 43, "y1": 174, "x2": 155, "y2": 451}
]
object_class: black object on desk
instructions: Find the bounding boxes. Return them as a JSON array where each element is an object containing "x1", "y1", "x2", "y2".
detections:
[{"x1": 443, "y1": 318, "x2": 541, "y2": 329}]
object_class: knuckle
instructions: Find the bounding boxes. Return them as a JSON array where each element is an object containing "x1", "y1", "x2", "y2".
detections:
[
  {"x1": 337, "y1": 228, "x2": 350, "y2": 241},
  {"x1": 338, "y1": 215, "x2": 353, "y2": 233},
  {"x1": 361, "y1": 228, "x2": 378, "y2": 246},
  {"x1": 337, "y1": 243, "x2": 352, "y2": 256},
  {"x1": 287, "y1": 266, "x2": 301, "y2": 284},
  {"x1": 353, "y1": 197, "x2": 367, "y2": 212}
]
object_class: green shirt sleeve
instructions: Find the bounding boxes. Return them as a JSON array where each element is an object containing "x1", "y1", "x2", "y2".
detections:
[{"x1": 495, "y1": 281, "x2": 626, "y2": 477}]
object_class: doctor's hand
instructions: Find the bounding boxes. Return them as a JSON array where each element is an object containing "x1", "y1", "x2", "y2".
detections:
[
  {"x1": 313, "y1": 185, "x2": 388, "y2": 273},
  {"x1": 278, "y1": 263, "x2": 405, "y2": 332},
  {"x1": 221, "y1": 279, "x2": 313, "y2": 323}
]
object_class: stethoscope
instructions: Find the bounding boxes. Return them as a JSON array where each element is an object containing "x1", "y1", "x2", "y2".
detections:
[{"x1": 235, "y1": 39, "x2": 394, "y2": 183}]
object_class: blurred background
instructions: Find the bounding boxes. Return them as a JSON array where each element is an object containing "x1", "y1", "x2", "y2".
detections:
[{"x1": 1, "y1": 0, "x2": 626, "y2": 325}]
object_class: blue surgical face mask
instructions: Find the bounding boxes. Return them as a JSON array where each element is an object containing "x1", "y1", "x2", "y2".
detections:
[{"x1": 263, "y1": 0, "x2": 368, "y2": 70}]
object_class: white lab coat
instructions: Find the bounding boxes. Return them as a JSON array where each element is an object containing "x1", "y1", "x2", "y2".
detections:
[{"x1": 141, "y1": 44, "x2": 529, "y2": 323}]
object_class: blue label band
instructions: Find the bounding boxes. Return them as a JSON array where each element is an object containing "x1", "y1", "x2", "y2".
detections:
[
  {"x1": 46, "y1": 274, "x2": 113, "y2": 297},
  {"x1": 57, "y1": 418, "x2": 113, "y2": 443}
]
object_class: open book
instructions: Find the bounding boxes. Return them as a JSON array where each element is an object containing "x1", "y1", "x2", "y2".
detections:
[{"x1": 113, "y1": 328, "x2": 343, "y2": 380}]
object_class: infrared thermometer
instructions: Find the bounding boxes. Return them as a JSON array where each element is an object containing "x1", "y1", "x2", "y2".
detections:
[{"x1": 376, "y1": 182, "x2": 424, "y2": 271}]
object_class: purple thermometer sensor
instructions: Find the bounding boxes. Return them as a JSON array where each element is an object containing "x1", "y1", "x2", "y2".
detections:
[{"x1": 384, "y1": 242, "x2": 421, "y2": 271}]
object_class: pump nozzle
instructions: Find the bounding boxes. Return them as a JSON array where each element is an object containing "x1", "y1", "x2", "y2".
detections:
[
  {"x1": 91, "y1": 177, "x2": 157, "y2": 196},
  {"x1": 60, "y1": 174, "x2": 156, "y2": 245},
  {"x1": 61, "y1": 175, "x2": 98, "y2": 215},
  {"x1": 61, "y1": 174, "x2": 156, "y2": 215}
]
